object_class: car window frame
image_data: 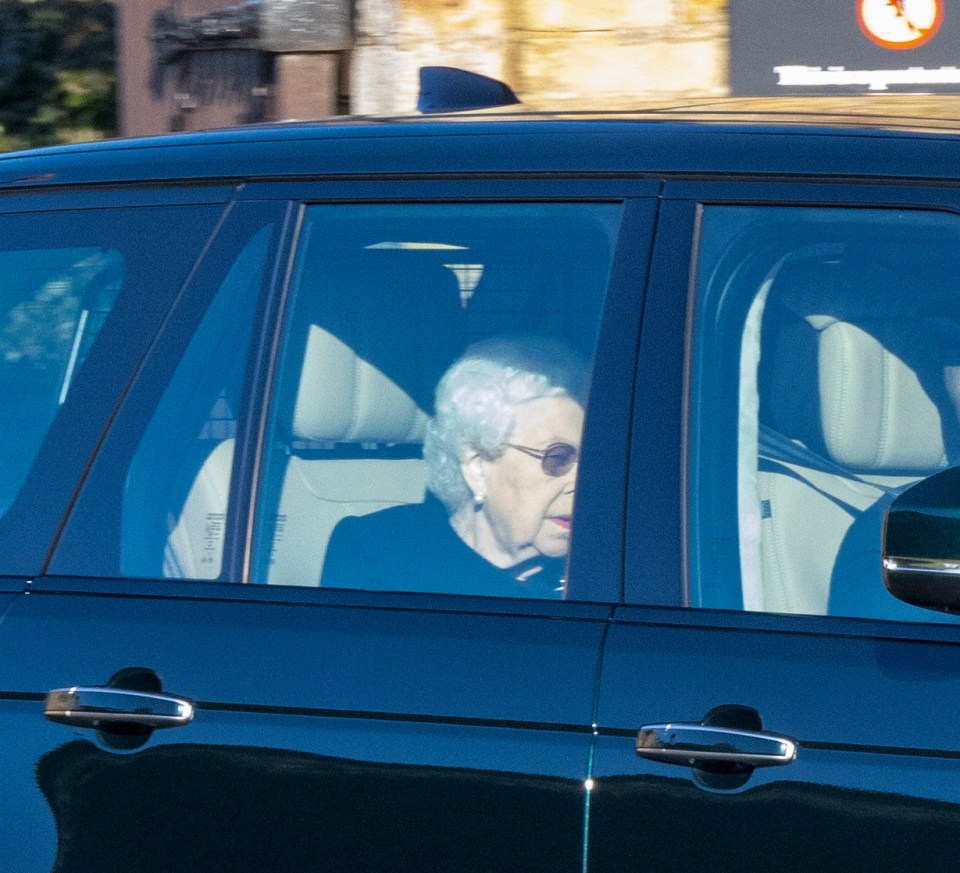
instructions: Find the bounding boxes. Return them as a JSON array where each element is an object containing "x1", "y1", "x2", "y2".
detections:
[
  {"x1": 39, "y1": 177, "x2": 658, "y2": 614},
  {"x1": 626, "y1": 177, "x2": 960, "y2": 634},
  {"x1": 245, "y1": 184, "x2": 655, "y2": 606}
]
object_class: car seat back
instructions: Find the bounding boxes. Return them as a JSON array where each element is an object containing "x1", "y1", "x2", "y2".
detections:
[
  {"x1": 265, "y1": 326, "x2": 430, "y2": 586},
  {"x1": 755, "y1": 255, "x2": 960, "y2": 616}
]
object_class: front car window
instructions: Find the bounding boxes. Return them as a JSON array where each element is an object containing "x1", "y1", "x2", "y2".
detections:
[
  {"x1": 252, "y1": 202, "x2": 620, "y2": 597},
  {"x1": 689, "y1": 205, "x2": 960, "y2": 622}
]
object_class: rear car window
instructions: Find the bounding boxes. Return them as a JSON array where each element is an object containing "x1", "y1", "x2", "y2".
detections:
[
  {"x1": 0, "y1": 244, "x2": 120, "y2": 514},
  {"x1": 251, "y1": 202, "x2": 621, "y2": 597},
  {"x1": 44, "y1": 202, "x2": 278, "y2": 580},
  {"x1": 0, "y1": 204, "x2": 227, "y2": 573}
]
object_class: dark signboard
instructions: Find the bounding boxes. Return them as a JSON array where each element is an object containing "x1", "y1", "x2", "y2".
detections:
[{"x1": 730, "y1": 0, "x2": 960, "y2": 95}]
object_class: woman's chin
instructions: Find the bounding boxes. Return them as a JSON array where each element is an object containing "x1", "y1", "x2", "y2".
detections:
[{"x1": 536, "y1": 528, "x2": 572, "y2": 558}]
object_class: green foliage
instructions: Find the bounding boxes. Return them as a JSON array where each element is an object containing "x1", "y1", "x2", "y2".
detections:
[{"x1": 0, "y1": 0, "x2": 116, "y2": 151}]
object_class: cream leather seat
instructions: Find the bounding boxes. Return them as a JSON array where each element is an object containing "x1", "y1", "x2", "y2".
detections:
[
  {"x1": 265, "y1": 325, "x2": 430, "y2": 586},
  {"x1": 164, "y1": 326, "x2": 431, "y2": 585},
  {"x1": 163, "y1": 438, "x2": 235, "y2": 580},
  {"x1": 754, "y1": 258, "x2": 960, "y2": 617},
  {"x1": 164, "y1": 244, "x2": 464, "y2": 585}
]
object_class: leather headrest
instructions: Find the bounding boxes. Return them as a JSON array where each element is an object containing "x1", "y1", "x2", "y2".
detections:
[
  {"x1": 763, "y1": 258, "x2": 960, "y2": 472},
  {"x1": 813, "y1": 318, "x2": 947, "y2": 470},
  {"x1": 292, "y1": 325, "x2": 428, "y2": 444}
]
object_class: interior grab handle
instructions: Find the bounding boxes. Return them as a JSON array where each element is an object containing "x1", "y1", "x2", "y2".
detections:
[
  {"x1": 44, "y1": 686, "x2": 195, "y2": 729},
  {"x1": 636, "y1": 722, "x2": 797, "y2": 768}
]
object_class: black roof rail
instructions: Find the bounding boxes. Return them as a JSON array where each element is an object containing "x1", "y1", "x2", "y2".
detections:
[{"x1": 417, "y1": 66, "x2": 521, "y2": 114}]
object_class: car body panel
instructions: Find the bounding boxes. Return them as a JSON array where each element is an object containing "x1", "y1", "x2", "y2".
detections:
[
  {"x1": 0, "y1": 582, "x2": 609, "y2": 872},
  {"x1": 590, "y1": 608, "x2": 960, "y2": 871},
  {"x1": 0, "y1": 120, "x2": 957, "y2": 188}
]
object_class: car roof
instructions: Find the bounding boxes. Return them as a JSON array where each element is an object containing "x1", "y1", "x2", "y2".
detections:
[{"x1": 1, "y1": 108, "x2": 959, "y2": 188}]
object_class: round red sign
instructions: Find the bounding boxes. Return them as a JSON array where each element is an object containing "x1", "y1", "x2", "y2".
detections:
[{"x1": 857, "y1": 0, "x2": 943, "y2": 49}]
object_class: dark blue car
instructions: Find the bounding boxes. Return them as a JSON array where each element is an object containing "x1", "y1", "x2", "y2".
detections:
[{"x1": 2, "y1": 91, "x2": 960, "y2": 871}]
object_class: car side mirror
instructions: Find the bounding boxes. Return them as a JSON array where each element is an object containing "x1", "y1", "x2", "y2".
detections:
[{"x1": 882, "y1": 466, "x2": 960, "y2": 613}]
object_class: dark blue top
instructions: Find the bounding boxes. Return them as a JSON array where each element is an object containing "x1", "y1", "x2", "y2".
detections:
[{"x1": 321, "y1": 496, "x2": 566, "y2": 599}]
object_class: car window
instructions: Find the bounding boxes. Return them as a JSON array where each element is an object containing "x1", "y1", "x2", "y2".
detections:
[
  {"x1": 251, "y1": 202, "x2": 621, "y2": 597},
  {"x1": 688, "y1": 205, "x2": 960, "y2": 622},
  {"x1": 0, "y1": 243, "x2": 120, "y2": 515},
  {"x1": 121, "y1": 225, "x2": 275, "y2": 580},
  {"x1": 0, "y1": 203, "x2": 230, "y2": 574},
  {"x1": 47, "y1": 202, "x2": 283, "y2": 581}
]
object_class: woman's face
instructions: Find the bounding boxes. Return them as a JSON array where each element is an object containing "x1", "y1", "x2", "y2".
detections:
[{"x1": 465, "y1": 395, "x2": 584, "y2": 567}]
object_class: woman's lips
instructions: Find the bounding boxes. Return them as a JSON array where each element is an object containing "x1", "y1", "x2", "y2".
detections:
[{"x1": 550, "y1": 515, "x2": 572, "y2": 530}]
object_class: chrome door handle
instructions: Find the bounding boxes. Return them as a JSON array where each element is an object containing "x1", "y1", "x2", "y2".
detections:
[
  {"x1": 636, "y1": 723, "x2": 797, "y2": 768},
  {"x1": 44, "y1": 686, "x2": 195, "y2": 729}
]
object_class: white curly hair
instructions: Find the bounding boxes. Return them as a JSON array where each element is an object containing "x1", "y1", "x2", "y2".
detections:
[{"x1": 424, "y1": 336, "x2": 587, "y2": 513}]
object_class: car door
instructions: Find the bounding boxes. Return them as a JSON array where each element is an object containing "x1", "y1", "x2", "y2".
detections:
[
  {"x1": 0, "y1": 185, "x2": 244, "y2": 871},
  {"x1": 1, "y1": 181, "x2": 658, "y2": 873},
  {"x1": 588, "y1": 183, "x2": 960, "y2": 872}
]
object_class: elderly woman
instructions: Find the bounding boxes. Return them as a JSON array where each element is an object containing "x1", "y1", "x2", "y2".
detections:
[{"x1": 321, "y1": 335, "x2": 588, "y2": 597}]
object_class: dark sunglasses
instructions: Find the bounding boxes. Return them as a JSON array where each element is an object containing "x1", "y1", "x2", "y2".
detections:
[{"x1": 506, "y1": 442, "x2": 579, "y2": 477}]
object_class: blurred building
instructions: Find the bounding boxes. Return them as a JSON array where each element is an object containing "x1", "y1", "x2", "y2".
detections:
[
  {"x1": 117, "y1": 0, "x2": 727, "y2": 135},
  {"x1": 118, "y1": 0, "x2": 959, "y2": 136}
]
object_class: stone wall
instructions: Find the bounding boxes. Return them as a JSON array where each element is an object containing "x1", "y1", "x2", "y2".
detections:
[
  {"x1": 119, "y1": 0, "x2": 956, "y2": 134},
  {"x1": 352, "y1": 0, "x2": 729, "y2": 115}
]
